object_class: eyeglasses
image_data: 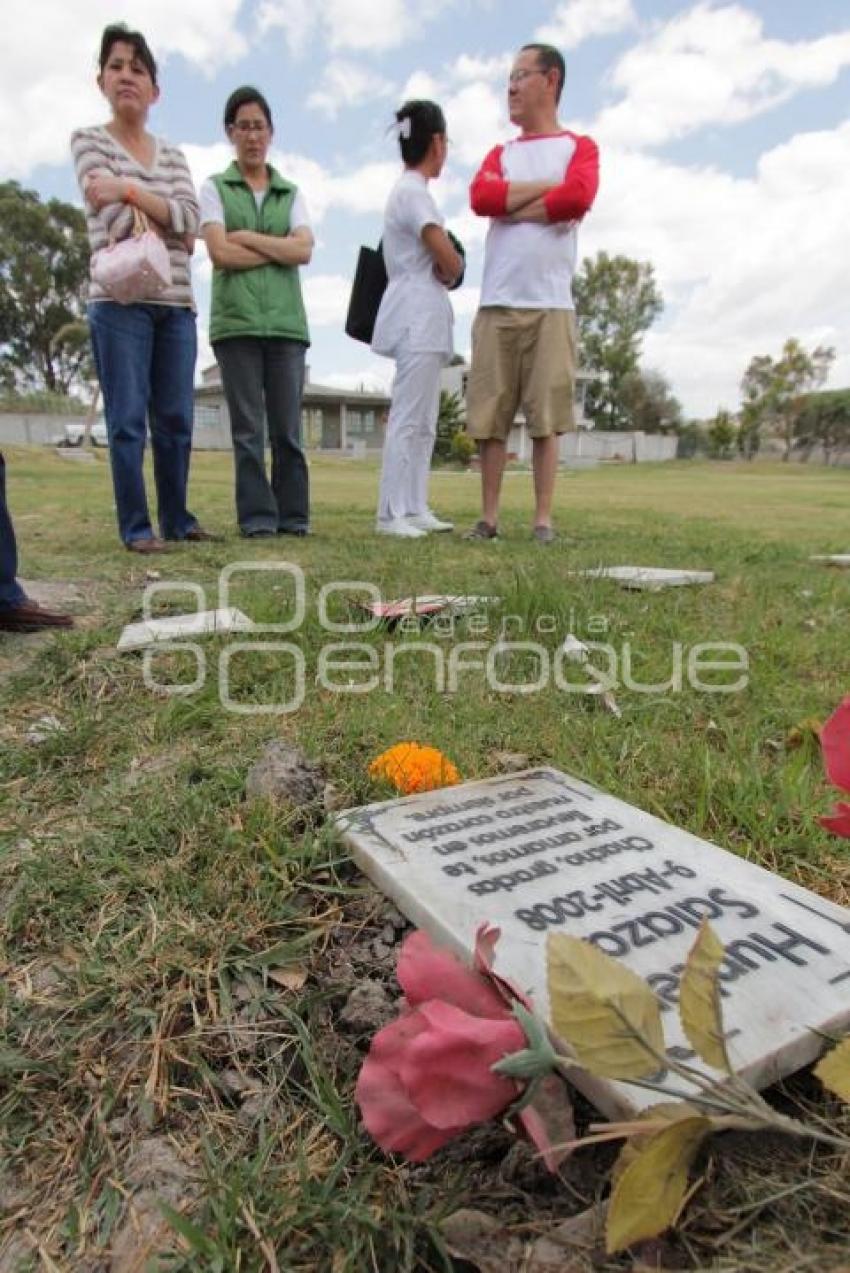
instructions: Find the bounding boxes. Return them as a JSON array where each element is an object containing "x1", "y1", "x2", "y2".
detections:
[
  {"x1": 231, "y1": 120, "x2": 269, "y2": 134},
  {"x1": 508, "y1": 68, "x2": 544, "y2": 85}
]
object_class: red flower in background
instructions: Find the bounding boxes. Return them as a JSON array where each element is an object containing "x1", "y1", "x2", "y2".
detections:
[
  {"x1": 819, "y1": 697, "x2": 850, "y2": 839},
  {"x1": 355, "y1": 924, "x2": 573, "y2": 1169}
]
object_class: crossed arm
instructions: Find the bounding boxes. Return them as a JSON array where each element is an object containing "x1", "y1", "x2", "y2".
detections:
[
  {"x1": 202, "y1": 223, "x2": 314, "y2": 270},
  {"x1": 469, "y1": 135, "x2": 600, "y2": 226},
  {"x1": 83, "y1": 169, "x2": 199, "y2": 251}
]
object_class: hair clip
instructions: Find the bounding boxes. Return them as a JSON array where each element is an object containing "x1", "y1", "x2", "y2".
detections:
[{"x1": 396, "y1": 116, "x2": 412, "y2": 140}]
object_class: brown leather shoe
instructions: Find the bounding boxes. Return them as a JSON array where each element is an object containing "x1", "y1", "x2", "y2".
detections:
[
  {"x1": 182, "y1": 527, "x2": 223, "y2": 543},
  {"x1": 0, "y1": 599, "x2": 74, "y2": 632},
  {"x1": 126, "y1": 537, "x2": 168, "y2": 554}
]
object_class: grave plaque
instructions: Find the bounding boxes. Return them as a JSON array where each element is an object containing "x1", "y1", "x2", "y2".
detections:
[
  {"x1": 336, "y1": 768, "x2": 850, "y2": 1118},
  {"x1": 579, "y1": 566, "x2": 715, "y2": 590}
]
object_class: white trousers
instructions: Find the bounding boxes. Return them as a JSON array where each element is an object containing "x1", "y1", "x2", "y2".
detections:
[{"x1": 377, "y1": 346, "x2": 444, "y2": 524}]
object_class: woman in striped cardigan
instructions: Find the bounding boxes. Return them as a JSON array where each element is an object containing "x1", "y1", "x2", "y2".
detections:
[{"x1": 71, "y1": 24, "x2": 216, "y2": 552}]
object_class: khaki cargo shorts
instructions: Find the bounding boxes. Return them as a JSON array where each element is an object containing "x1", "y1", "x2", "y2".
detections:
[{"x1": 465, "y1": 306, "x2": 578, "y2": 441}]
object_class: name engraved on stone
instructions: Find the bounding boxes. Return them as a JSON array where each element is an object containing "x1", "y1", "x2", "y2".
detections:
[{"x1": 336, "y1": 768, "x2": 850, "y2": 1118}]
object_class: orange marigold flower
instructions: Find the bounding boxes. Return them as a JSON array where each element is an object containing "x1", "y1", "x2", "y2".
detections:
[{"x1": 369, "y1": 742, "x2": 460, "y2": 794}]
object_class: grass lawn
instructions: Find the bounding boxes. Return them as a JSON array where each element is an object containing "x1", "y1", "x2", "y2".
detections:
[{"x1": 1, "y1": 446, "x2": 849, "y2": 1270}]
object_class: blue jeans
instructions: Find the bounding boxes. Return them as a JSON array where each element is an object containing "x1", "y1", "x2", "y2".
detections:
[
  {"x1": 88, "y1": 302, "x2": 199, "y2": 544},
  {"x1": 0, "y1": 452, "x2": 27, "y2": 610}
]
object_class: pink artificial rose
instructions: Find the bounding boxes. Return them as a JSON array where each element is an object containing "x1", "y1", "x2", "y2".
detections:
[
  {"x1": 355, "y1": 925, "x2": 574, "y2": 1168},
  {"x1": 819, "y1": 698, "x2": 850, "y2": 838}
]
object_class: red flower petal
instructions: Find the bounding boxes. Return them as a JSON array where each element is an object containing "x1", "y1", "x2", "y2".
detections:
[
  {"x1": 517, "y1": 1073, "x2": 576, "y2": 1172},
  {"x1": 355, "y1": 1052, "x2": 460, "y2": 1160},
  {"x1": 401, "y1": 1000, "x2": 525, "y2": 1128},
  {"x1": 819, "y1": 801, "x2": 850, "y2": 839},
  {"x1": 397, "y1": 930, "x2": 508, "y2": 1019},
  {"x1": 473, "y1": 921, "x2": 533, "y2": 1010},
  {"x1": 822, "y1": 697, "x2": 850, "y2": 794}
]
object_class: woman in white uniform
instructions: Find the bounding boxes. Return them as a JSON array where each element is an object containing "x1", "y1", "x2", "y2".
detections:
[{"x1": 372, "y1": 101, "x2": 463, "y2": 538}]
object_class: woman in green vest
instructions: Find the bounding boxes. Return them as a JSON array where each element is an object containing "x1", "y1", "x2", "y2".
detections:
[{"x1": 200, "y1": 87, "x2": 312, "y2": 536}]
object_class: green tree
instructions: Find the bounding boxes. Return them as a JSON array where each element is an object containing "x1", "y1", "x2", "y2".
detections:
[
  {"x1": 0, "y1": 180, "x2": 90, "y2": 394},
  {"x1": 740, "y1": 338, "x2": 835, "y2": 462},
  {"x1": 707, "y1": 409, "x2": 737, "y2": 459},
  {"x1": 572, "y1": 252, "x2": 663, "y2": 430},
  {"x1": 433, "y1": 389, "x2": 465, "y2": 463},
  {"x1": 619, "y1": 367, "x2": 682, "y2": 434},
  {"x1": 794, "y1": 388, "x2": 850, "y2": 464}
]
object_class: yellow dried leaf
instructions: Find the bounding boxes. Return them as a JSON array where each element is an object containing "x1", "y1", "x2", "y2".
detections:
[
  {"x1": 606, "y1": 1116, "x2": 711, "y2": 1253},
  {"x1": 814, "y1": 1038, "x2": 850, "y2": 1104},
  {"x1": 678, "y1": 921, "x2": 731, "y2": 1072},
  {"x1": 547, "y1": 934, "x2": 665, "y2": 1080},
  {"x1": 268, "y1": 966, "x2": 308, "y2": 991},
  {"x1": 611, "y1": 1103, "x2": 700, "y2": 1186}
]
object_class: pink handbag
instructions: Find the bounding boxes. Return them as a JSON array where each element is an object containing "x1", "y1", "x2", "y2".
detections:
[{"x1": 91, "y1": 207, "x2": 172, "y2": 304}]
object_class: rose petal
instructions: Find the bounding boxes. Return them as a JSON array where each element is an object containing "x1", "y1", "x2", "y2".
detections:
[
  {"x1": 517, "y1": 1073, "x2": 576, "y2": 1172},
  {"x1": 822, "y1": 698, "x2": 850, "y2": 794},
  {"x1": 819, "y1": 801, "x2": 850, "y2": 839},
  {"x1": 401, "y1": 1000, "x2": 525, "y2": 1128},
  {"x1": 398, "y1": 930, "x2": 508, "y2": 1019},
  {"x1": 355, "y1": 1052, "x2": 461, "y2": 1160},
  {"x1": 473, "y1": 922, "x2": 533, "y2": 1010}
]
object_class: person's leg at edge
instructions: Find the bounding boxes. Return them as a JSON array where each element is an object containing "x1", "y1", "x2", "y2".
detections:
[
  {"x1": 148, "y1": 305, "x2": 200, "y2": 540},
  {"x1": 214, "y1": 337, "x2": 278, "y2": 535},
  {"x1": 88, "y1": 301, "x2": 156, "y2": 545},
  {"x1": 407, "y1": 353, "x2": 444, "y2": 520},
  {"x1": 480, "y1": 438, "x2": 507, "y2": 529},
  {"x1": 263, "y1": 339, "x2": 309, "y2": 533},
  {"x1": 376, "y1": 344, "x2": 431, "y2": 533},
  {"x1": 532, "y1": 433, "x2": 559, "y2": 529},
  {"x1": 0, "y1": 452, "x2": 27, "y2": 610},
  {"x1": 0, "y1": 451, "x2": 72, "y2": 629}
]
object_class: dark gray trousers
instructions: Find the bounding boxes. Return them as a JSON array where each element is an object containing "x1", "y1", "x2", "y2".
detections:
[{"x1": 213, "y1": 337, "x2": 310, "y2": 534}]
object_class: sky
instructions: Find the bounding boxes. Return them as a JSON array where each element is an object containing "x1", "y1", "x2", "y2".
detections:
[{"x1": 5, "y1": 0, "x2": 850, "y2": 418}]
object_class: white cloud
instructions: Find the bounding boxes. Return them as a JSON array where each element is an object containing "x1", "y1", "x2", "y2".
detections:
[
  {"x1": 595, "y1": 3, "x2": 850, "y2": 149},
  {"x1": 449, "y1": 53, "x2": 513, "y2": 83},
  {"x1": 303, "y1": 274, "x2": 351, "y2": 326},
  {"x1": 579, "y1": 119, "x2": 850, "y2": 416},
  {"x1": 259, "y1": 0, "x2": 418, "y2": 54},
  {"x1": 307, "y1": 60, "x2": 395, "y2": 120},
  {"x1": 400, "y1": 70, "x2": 443, "y2": 101},
  {"x1": 255, "y1": 0, "x2": 315, "y2": 57},
  {"x1": 536, "y1": 0, "x2": 637, "y2": 50},
  {"x1": 320, "y1": 366, "x2": 393, "y2": 393},
  {"x1": 441, "y1": 81, "x2": 509, "y2": 166},
  {"x1": 0, "y1": 0, "x2": 248, "y2": 176}
]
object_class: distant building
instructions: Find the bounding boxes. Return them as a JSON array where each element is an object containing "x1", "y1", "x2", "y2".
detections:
[
  {"x1": 192, "y1": 361, "x2": 676, "y2": 464},
  {"x1": 194, "y1": 363, "x2": 391, "y2": 453}
]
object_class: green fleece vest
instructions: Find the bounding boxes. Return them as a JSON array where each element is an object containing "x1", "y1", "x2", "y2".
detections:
[{"x1": 209, "y1": 163, "x2": 310, "y2": 345}]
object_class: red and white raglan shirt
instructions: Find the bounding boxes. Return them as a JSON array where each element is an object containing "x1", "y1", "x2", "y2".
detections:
[{"x1": 470, "y1": 130, "x2": 599, "y2": 309}]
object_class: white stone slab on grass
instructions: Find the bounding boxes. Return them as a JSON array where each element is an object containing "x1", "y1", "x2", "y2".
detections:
[
  {"x1": 810, "y1": 555, "x2": 850, "y2": 569},
  {"x1": 579, "y1": 566, "x2": 715, "y2": 591},
  {"x1": 117, "y1": 608, "x2": 254, "y2": 651},
  {"x1": 336, "y1": 768, "x2": 850, "y2": 1119}
]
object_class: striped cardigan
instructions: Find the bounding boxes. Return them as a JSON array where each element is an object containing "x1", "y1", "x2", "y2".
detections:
[{"x1": 70, "y1": 125, "x2": 200, "y2": 309}]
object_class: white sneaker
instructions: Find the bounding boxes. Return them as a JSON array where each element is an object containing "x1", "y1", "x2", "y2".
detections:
[
  {"x1": 376, "y1": 518, "x2": 427, "y2": 539},
  {"x1": 407, "y1": 511, "x2": 454, "y2": 533}
]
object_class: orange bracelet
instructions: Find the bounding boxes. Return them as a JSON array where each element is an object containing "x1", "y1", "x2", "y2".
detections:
[{"x1": 125, "y1": 183, "x2": 140, "y2": 206}]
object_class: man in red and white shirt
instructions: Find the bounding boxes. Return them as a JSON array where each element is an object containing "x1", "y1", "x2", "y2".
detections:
[{"x1": 464, "y1": 43, "x2": 599, "y2": 542}]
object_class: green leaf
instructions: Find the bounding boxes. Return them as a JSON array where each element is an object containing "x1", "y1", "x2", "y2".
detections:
[
  {"x1": 678, "y1": 921, "x2": 732, "y2": 1072},
  {"x1": 547, "y1": 934, "x2": 665, "y2": 1079},
  {"x1": 606, "y1": 1116, "x2": 711, "y2": 1253},
  {"x1": 814, "y1": 1037, "x2": 850, "y2": 1104}
]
